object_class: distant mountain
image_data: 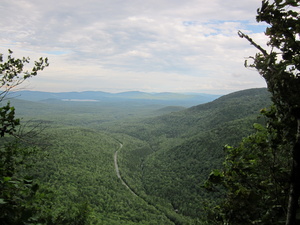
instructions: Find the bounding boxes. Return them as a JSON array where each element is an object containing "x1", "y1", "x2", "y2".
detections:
[
  {"x1": 9, "y1": 90, "x2": 221, "y2": 107},
  {"x1": 9, "y1": 91, "x2": 110, "y2": 102},
  {"x1": 153, "y1": 106, "x2": 186, "y2": 114}
]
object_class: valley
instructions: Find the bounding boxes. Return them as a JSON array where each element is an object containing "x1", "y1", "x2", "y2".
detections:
[{"x1": 7, "y1": 88, "x2": 271, "y2": 224}]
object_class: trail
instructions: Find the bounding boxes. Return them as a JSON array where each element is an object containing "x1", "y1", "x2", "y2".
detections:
[{"x1": 114, "y1": 143, "x2": 137, "y2": 196}]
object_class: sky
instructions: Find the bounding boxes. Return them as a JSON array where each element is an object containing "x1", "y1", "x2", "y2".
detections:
[{"x1": 0, "y1": 0, "x2": 269, "y2": 94}]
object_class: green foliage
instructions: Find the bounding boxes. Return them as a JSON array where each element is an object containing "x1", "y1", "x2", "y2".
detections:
[
  {"x1": 10, "y1": 87, "x2": 270, "y2": 224},
  {"x1": 0, "y1": 142, "x2": 41, "y2": 225},
  {"x1": 205, "y1": 107, "x2": 291, "y2": 224},
  {"x1": 0, "y1": 50, "x2": 49, "y2": 224},
  {"x1": 212, "y1": 0, "x2": 300, "y2": 224},
  {"x1": 25, "y1": 126, "x2": 176, "y2": 224},
  {"x1": 0, "y1": 102, "x2": 20, "y2": 137},
  {"x1": 103, "y1": 88, "x2": 271, "y2": 222}
]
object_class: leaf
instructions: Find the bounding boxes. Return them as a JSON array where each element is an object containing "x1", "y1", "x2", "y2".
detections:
[
  {"x1": 3, "y1": 176, "x2": 11, "y2": 182},
  {"x1": 253, "y1": 123, "x2": 264, "y2": 131},
  {"x1": 0, "y1": 198, "x2": 7, "y2": 204}
]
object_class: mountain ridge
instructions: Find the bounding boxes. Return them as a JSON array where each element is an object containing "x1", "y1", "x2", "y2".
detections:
[{"x1": 9, "y1": 90, "x2": 221, "y2": 107}]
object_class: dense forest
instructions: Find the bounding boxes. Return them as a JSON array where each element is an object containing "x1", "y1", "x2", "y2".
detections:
[
  {"x1": 2, "y1": 87, "x2": 271, "y2": 224},
  {"x1": 1, "y1": 0, "x2": 300, "y2": 224}
]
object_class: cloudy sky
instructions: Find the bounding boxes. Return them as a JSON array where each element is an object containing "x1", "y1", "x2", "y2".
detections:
[{"x1": 0, "y1": 0, "x2": 269, "y2": 94}]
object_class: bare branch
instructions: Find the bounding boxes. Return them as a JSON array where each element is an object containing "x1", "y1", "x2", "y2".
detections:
[{"x1": 238, "y1": 30, "x2": 269, "y2": 56}]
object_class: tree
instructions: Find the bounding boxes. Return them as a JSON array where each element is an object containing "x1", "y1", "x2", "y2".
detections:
[
  {"x1": 205, "y1": 0, "x2": 300, "y2": 224},
  {"x1": 239, "y1": 1, "x2": 300, "y2": 224},
  {"x1": 205, "y1": 107, "x2": 291, "y2": 224},
  {"x1": 0, "y1": 50, "x2": 48, "y2": 137},
  {"x1": 0, "y1": 50, "x2": 49, "y2": 224},
  {"x1": 0, "y1": 49, "x2": 49, "y2": 100}
]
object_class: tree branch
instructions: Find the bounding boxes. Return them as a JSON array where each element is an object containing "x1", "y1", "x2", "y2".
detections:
[{"x1": 238, "y1": 30, "x2": 269, "y2": 56}]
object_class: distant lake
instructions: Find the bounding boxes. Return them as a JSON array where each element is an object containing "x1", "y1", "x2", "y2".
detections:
[{"x1": 62, "y1": 99, "x2": 99, "y2": 102}]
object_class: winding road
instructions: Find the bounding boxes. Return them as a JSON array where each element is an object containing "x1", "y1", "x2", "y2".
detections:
[
  {"x1": 114, "y1": 143, "x2": 137, "y2": 196},
  {"x1": 113, "y1": 143, "x2": 178, "y2": 224}
]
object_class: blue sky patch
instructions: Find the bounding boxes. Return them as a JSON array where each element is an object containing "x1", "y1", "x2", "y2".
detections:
[{"x1": 245, "y1": 23, "x2": 268, "y2": 33}]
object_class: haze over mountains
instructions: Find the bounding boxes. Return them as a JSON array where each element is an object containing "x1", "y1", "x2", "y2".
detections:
[{"x1": 10, "y1": 90, "x2": 221, "y2": 107}]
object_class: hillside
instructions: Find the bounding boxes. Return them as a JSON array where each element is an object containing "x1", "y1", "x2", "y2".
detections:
[
  {"x1": 104, "y1": 88, "x2": 272, "y2": 220},
  {"x1": 104, "y1": 88, "x2": 270, "y2": 144},
  {"x1": 8, "y1": 88, "x2": 272, "y2": 224}
]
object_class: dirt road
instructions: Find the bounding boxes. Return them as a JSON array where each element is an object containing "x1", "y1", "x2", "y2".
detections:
[{"x1": 114, "y1": 144, "x2": 137, "y2": 196}]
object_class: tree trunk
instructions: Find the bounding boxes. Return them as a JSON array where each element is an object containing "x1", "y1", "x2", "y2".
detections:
[{"x1": 286, "y1": 118, "x2": 300, "y2": 225}]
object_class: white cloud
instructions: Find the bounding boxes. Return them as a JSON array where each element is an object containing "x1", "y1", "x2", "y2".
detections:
[{"x1": 0, "y1": 0, "x2": 267, "y2": 94}]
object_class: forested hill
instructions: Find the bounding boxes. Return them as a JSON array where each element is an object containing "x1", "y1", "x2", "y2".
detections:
[
  {"x1": 7, "y1": 87, "x2": 272, "y2": 224},
  {"x1": 106, "y1": 88, "x2": 271, "y2": 143},
  {"x1": 104, "y1": 88, "x2": 272, "y2": 221}
]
